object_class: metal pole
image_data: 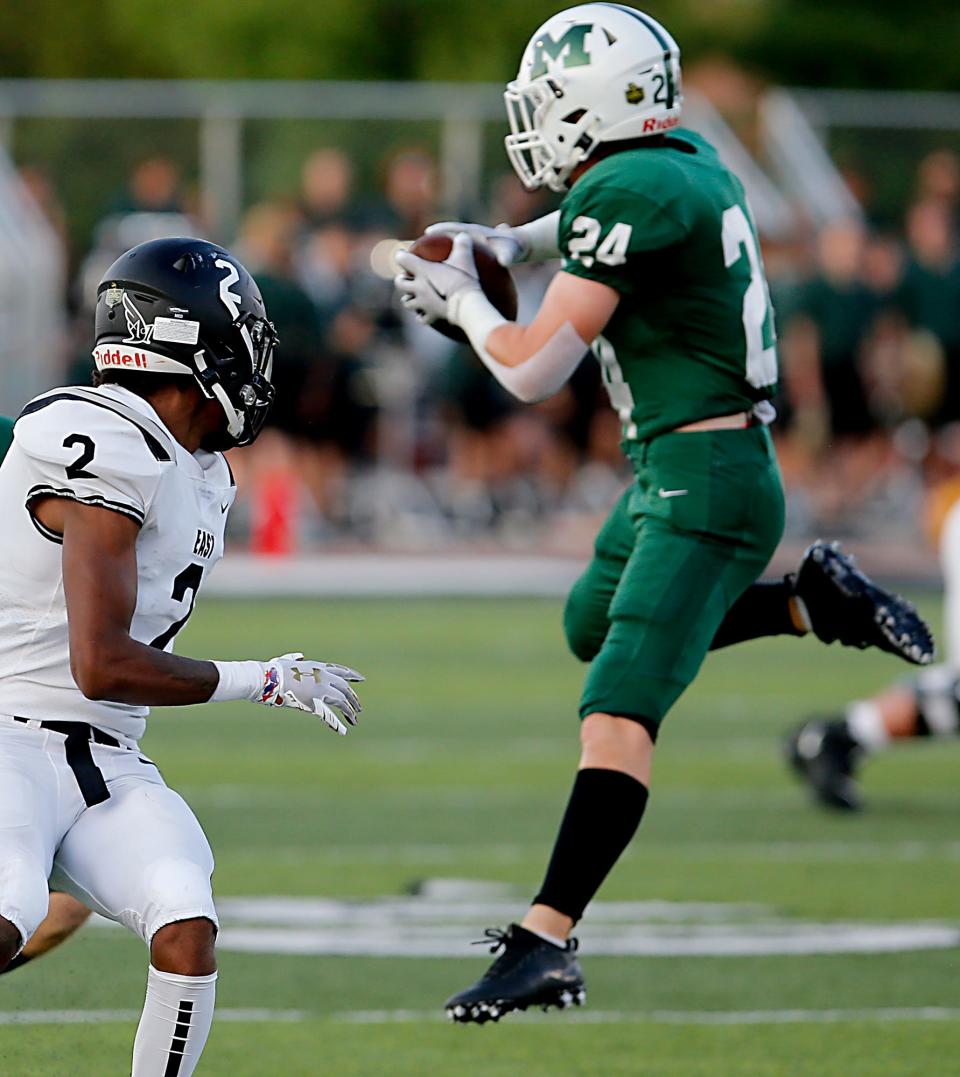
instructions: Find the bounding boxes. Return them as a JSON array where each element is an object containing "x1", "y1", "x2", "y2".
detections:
[
  {"x1": 0, "y1": 113, "x2": 13, "y2": 155},
  {"x1": 199, "y1": 110, "x2": 243, "y2": 243},
  {"x1": 440, "y1": 114, "x2": 484, "y2": 217}
]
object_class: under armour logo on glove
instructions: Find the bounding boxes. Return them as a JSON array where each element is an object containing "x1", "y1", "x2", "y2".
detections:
[
  {"x1": 257, "y1": 653, "x2": 365, "y2": 734},
  {"x1": 290, "y1": 665, "x2": 323, "y2": 685}
]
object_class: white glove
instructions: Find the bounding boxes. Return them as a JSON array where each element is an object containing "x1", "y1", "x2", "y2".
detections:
[
  {"x1": 394, "y1": 232, "x2": 482, "y2": 327},
  {"x1": 258, "y1": 653, "x2": 364, "y2": 735},
  {"x1": 427, "y1": 212, "x2": 561, "y2": 265},
  {"x1": 424, "y1": 221, "x2": 528, "y2": 267}
]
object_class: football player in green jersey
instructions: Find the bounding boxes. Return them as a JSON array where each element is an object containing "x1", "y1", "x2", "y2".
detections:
[{"x1": 396, "y1": 4, "x2": 932, "y2": 1023}]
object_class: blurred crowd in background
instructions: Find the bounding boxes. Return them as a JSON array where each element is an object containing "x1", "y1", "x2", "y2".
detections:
[{"x1": 14, "y1": 138, "x2": 960, "y2": 555}]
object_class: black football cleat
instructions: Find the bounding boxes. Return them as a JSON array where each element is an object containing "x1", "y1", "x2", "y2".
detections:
[
  {"x1": 787, "y1": 717, "x2": 863, "y2": 812},
  {"x1": 445, "y1": 924, "x2": 586, "y2": 1025},
  {"x1": 793, "y1": 541, "x2": 934, "y2": 666}
]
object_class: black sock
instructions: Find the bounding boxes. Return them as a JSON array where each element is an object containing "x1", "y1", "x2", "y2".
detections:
[
  {"x1": 533, "y1": 767, "x2": 649, "y2": 923},
  {"x1": 709, "y1": 579, "x2": 800, "y2": 651}
]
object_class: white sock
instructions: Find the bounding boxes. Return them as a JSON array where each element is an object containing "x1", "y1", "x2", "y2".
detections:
[
  {"x1": 846, "y1": 701, "x2": 889, "y2": 752},
  {"x1": 132, "y1": 966, "x2": 217, "y2": 1077},
  {"x1": 526, "y1": 927, "x2": 567, "y2": 949}
]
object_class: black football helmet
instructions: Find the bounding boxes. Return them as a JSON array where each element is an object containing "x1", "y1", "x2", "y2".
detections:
[{"x1": 93, "y1": 237, "x2": 278, "y2": 447}]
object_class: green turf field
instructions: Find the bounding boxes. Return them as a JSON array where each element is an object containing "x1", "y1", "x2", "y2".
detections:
[{"x1": 2, "y1": 595, "x2": 959, "y2": 1076}]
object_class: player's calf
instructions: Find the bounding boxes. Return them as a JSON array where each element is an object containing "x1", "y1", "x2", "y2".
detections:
[{"x1": 133, "y1": 918, "x2": 218, "y2": 1077}]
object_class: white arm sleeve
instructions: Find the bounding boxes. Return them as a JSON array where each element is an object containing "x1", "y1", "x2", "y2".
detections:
[
  {"x1": 209, "y1": 660, "x2": 267, "y2": 703},
  {"x1": 513, "y1": 211, "x2": 561, "y2": 262},
  {"x1": 450, "y1": 288, "x2": 589, "y2": 404}
]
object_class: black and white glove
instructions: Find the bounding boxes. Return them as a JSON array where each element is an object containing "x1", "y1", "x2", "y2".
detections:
[
  {"x1": 257, "y1": 653, "x2": 364, "y2": 735},
  {"x1": 394, "y1": 232, "x2": 482, "y2": 327}
]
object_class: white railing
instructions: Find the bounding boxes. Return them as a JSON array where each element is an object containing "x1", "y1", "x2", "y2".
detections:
[{"x1": 0, "y1": 78, "x2": 908, "y2": 244}]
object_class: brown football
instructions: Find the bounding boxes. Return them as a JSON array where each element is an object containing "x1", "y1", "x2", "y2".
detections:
[{"x1": 406, "y1": 233, "x2": 519, "y2": 343}]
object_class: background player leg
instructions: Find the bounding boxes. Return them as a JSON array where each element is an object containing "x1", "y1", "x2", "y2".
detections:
[
  {"x1": 788, "y1": 665, "x2": 959, "y2": 811},
  {"x1": 0, "y1": 892, "x2": 92, "y2": 975},
  {"x1": 51, "y1": 768, "x2": 219, "y2": 1077}
]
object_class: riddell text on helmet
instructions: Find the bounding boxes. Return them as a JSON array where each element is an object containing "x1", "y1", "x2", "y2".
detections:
[
  {"x1": 642, "y1": 115, "x2": 680, "y2": 134},
  {"x1": 94, "y1": 345, "x2": 151, "y2": 368}
]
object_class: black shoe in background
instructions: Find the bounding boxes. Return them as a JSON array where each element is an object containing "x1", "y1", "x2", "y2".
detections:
[{"x1": 787, "y1": 716, "x2": 864, "y2": 812}]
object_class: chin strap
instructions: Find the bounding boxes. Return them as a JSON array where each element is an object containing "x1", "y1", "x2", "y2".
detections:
[{"x1": 193, "y1": 351, "x2": 245, "y2": 442}]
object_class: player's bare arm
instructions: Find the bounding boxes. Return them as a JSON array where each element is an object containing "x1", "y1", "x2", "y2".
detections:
[
  {"x1": 32, "y1": 434, "x2": 362, "y2": 728},
  {"x1": 38, "y1": 496, "x2": 220, "y2": 706},
  {"x1": 484, "y1": 271, "x2": 618, "y2": 367}
]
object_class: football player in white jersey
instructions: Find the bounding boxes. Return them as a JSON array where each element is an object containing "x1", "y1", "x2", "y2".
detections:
[{"x1": 0, "y1": 237, "x2": 365, "y2": 1076}]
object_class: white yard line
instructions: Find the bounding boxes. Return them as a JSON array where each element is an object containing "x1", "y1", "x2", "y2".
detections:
[
  {"x1": 88, "y1": 892, "x2": 960, "y2": 958},
  {"x1": 336, "y1": 1007, "x2": 960, "y2": 1026},
  {"x1": 215, "y1": 922, "x2": 960, "y2": 958},
  {"x1": 3, "y1": 1006, "x2": 957, "y2": 1028}
]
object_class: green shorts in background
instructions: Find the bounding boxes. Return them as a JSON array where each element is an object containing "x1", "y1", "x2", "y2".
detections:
[{"x1": 566, "y1": 423, "x2": 785, "y2": 730}]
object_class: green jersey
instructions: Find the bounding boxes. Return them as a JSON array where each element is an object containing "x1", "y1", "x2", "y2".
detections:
[
  {"x1": 0, "y1": 416, "x2": 12, "y2": 461},
  {"x1": 558, "y1": 129, "x2": 778, "y2": 442}
]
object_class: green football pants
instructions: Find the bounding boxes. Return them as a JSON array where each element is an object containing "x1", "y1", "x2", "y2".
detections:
[{"x1": 566, "y1": 424, "x2": 785, "y2": 730}]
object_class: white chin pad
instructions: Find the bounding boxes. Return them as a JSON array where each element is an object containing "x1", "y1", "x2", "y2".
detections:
[{"x1": 212, "y1": 384, "x2": 244, "y2": 440}]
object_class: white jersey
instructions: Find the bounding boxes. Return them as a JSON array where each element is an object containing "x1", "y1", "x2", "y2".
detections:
[{"x1": 0, "y1": 383, "x2": 236, "y2": 741}]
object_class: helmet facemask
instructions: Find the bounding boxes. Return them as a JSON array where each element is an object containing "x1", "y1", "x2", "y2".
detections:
[
  {"x1": 504, "y1": 76, "x2": 601, "y2": 192},
  {"x1": 194, "y1": 311, "x2": 278, "y2": 449}
]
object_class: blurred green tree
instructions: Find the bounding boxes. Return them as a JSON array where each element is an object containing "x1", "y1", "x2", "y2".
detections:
[{"x1": 0, "y1": 0, "x2": 957, "y2": 89}]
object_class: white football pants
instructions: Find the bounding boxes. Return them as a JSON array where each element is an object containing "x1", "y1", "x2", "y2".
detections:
[{"x1": 0, "y1": 717, "x2": 217, "y2": 949}]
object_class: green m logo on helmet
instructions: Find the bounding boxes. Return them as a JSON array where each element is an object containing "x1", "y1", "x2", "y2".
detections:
[{"x1": 528, "y1": 24, "x2": 592, "y2": 81}]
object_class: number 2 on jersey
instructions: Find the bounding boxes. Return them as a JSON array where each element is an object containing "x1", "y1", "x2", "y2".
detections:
[
  {"x1": 150, "y1": 563, "x2": 203, "y2": 651},
  {"x1": 63, "y1": 434, "x2": 96, "y2": 480},
  {"x1": 721, "y1": 205, "x2": 777, "y2": 389}
]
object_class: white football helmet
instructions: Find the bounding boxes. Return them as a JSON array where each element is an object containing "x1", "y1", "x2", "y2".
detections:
[{"x1": 504, "y1": 4, "x2": 683, "y2": 193}]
